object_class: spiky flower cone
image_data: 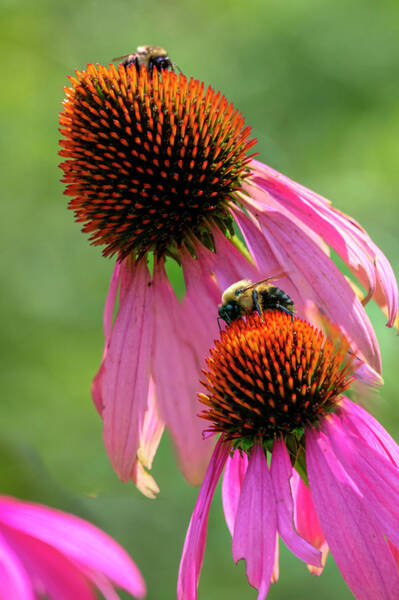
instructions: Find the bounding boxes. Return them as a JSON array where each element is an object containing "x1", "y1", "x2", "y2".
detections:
[
  {"x1": 60, "y1": 64, "x2": 255, "y2": 260},
  {"x1": 199, "y1": 311, "x2": 354, "y2": 446}
]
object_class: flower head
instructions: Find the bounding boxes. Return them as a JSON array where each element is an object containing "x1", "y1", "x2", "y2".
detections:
[
  {"x1": 178, "y1": 313, "x2": 399, "y2": 600},
  {"x1": 60, "y1": 64, "x2": 255, "y2": 260},
  {"x1": 59, "y1": 61, "x2": 397, "y2": 496},
  {"x1": 199, "y1": 311, "x2": 354, "y2": 444},
  {"x1": 0, "y1": 495, "x2": 145, "y2": 599}
]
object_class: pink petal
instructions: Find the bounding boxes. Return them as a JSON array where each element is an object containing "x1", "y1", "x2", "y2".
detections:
[
  {"x1": 249, "y1": 160, "x2": 398, "y2": 326},
  {"x1": 221, "y1": 448, "x2": 280, "y2": 585},
  {"x1": 257, "y1": 210, "x2": 381, "y2": 371},
  {"x1": 1, "y1": 526, "x2": 97, "y2": 600},
  {"x1": 211, "y1": 226, "x2": 261, "y2": 290},
  {"x1": 182, "y1": 248, "x2": 220, "y2": 333},
  {"x1": 234, "y1": 209, "x2": 330, "y2": 326},
  {"x1": 94, "y1": 261, "x2": 140, "y2": 428},
  {"x1": 353, "y1": 361, "x2": 383, "y2": 388},
  {"x1": 341, "y1": 398, "x2": 399, "y2": 466},
  {"x1": 83, "y1": 571, "x2": 121, "y2": 600},
  {"x1": 249, "y1": 168, "x2": 376, "y2": 296},
  {"x1": 232, "y1": 444, "x2": 277, "y2": 600},
  {"x1": 324, "y1": 415, "x2": 399, "y2": 554},
  {"x1": 177, "y1": 438, "x2": 229, "y2": 600},
  {"x1": 290, "y1": 471, "x2": 328, "y2": 575},
  {"x1": 152, "y1": 259, "x2": 214, "y2": 485},
  {"x1": 302, "y1": 302, "x2": 383, "y2": 392},
  {"x1": 91, "y1": 362, "x2": 105, "y2": 415},
  {"x1": 0, "y1": 496, "x2": 146, "y2": 598},
  {"x1": 92, "y1": 262, "x2": 122, "y2": 416},
  {"x1": 0, "y1": 530, "x2": 34, "y2": 600},
  {"x1": 368, "y1": 237, "x2": 398, "y2": 327},
  {"x1": 307, "y1": 428, "x2": 399, "y2": 599},
  {"x1": 230, "y1": 207, "x2": 279, "y2": 273},
  {"x1": 240, "y1": 180, "x2": 330, "y2": 253},
  {"x1": 388, "y1": 541, "x2": 399, "y2": 568},
  {"x1": 222, "y1": 450, "x2": 248, "y2": 536},
  {"x1": 270, "y1": 439, "x2": 322, "y2": 567},
  {"x1": 101, "y1": 259, "x2": 154, "y2": 482},
  {"x1": 232, "y1": 207, "x2": 300, "y2": 295},
  {"x1": 238, "y1": 175, "x2": 383, "y2": 370},
  {"x1": 330, "y1": 217, "x2": 397, "y2": 326},
  {"x1": 131, "y1": 377, "x2": 164, "y2": 499},
  {"x1": 104, "y1": 261, "x2": 121, "y2": 345}
]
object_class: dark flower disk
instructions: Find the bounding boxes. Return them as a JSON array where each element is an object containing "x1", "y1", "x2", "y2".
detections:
[
  {"x1": 59, "y1": 64, "x2": 256, "y2": 260},
  {"x1": 199, "y1": 311, "x2": 355, "y2": 444}
]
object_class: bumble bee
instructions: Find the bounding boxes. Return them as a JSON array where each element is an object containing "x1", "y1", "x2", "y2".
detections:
[
  {"x1": 218, "y1": 277, "x2": 295, "y2": 326},
  {"x1": 113, "y1": 45, "x2": 175, "y2": 73}
]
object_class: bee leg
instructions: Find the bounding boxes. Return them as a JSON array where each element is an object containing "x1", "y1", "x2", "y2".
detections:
[
  {"x1": 217, "y1": 317, "x2": 222, "y2": 332},
  {"x1": 277, "y1": 305, "x2": 295, "y2": 322},
  {"x1": 252, "y1": 290, "x2": 262, "y2": 318}
]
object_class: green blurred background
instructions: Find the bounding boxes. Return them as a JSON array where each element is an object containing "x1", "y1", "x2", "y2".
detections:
[{"x1": 1, "y1": 0, "x2": 398, "y2": 597}]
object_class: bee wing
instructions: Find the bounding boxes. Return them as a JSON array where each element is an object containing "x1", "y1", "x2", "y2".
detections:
[
  {"x1": 240, "y1": 272, "x2": 289, "y2": 292},
  {"x1": 112, "y1": 54, "x2": 131, "y2": 62}
]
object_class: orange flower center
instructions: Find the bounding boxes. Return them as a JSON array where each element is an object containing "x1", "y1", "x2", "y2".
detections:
[
  {"x1": 199, "y1": 312, "x2": 354, "y2": 447},
  {"x1": 59, "y1": 64, "x2": 256, "y2": 260}
]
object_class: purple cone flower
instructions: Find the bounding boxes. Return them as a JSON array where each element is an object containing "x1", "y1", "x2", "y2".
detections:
[
  {"x1": 59, "y1": 63, "x2": 397, "y2": 495},
  {"x1": 179, "y1": 312, "x2": 399, "y2": 600}
]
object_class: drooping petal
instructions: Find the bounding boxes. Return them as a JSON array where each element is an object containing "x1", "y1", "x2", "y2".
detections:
[
  {"x1": 0, "y1": 496, "x2": 146, "y2": 599},
  {"x1": 324, "y1": 415, "x2": 399, "y2": 554},
  {"x1": 211, "y1": 226, "x2": 261, "y2": 291},
  {"x1": 303, "y1": 303, "x2": 383, "y2": 389},
  {"x1": 100, "y1": 259, "x2": 154, "y2": 482},
  {"x1": 388, "y1": 541, "x2": 399, "y2": 569},
  {"x1": 341, "y1": 398, "x2": 399, "y2": 466},
  {"x1": 270, "y1": 439, "x2": 321, "y2": 567},
  {"x1": 85, "y1": 571, "x2": 122, "y2": 600},
  {"x1": 249, "y1": 160, "x2": 398, "y2": 326},
  {"x1": 368, "y1": 237, "x2": 399, "y2": 327},
  {"x1": 152, "y1": 258, "x2": 214, "y2": 485},
  {"x1": 232, "y1": 444, "x2": 277, "y2": 600},
  {"x1": 92, "y1": 262, "x2": 122, "y2": 415},
  {"x1": 181, "y1": 248, "x2": 220, "y2": 340},
  {"x1": 222, "y1": 450, "x2": 248, "y2": 536},
  {"x1": 307, "y1": 428, "x2": 399, "y2": 599},
  {"x1": 257, "y1": 210, "x2": 380, "y2": 371},
  {"x1": 239, "y1": 181, "x2": 331, "y2": 255},
  {"x1": 353, "y1": 361, "x2": 383, "y2": 388},
  {"x1": 1, "y1": 526, "x2": 97, "y2": 600},
  {"x1": 104, "y1": 262, "x2": 121, "y2": 345},
  {"x1": 91, "y1": 361, "x2": 105, "y2": 415},
  {"x1": 290, "y1": 471, "x2": 328, "y2": 575},
  {"x1": 238, "y1": 177, "x2": 383, "y2": 370},
  {"x1": 177, "y1": 438, "x2": 229, "y2": 600},
  {"x1": 248, "y1": 168, "x2": 377, "y2": 297},
  {"x1": 250, "y1": 159, "x2": 329, "y2": 208},
  {"x1": 131, "y1": 377, "x2": 164, "y2": 499},
  {"x1": 231, "y1": 207, "x2": 300, "y2": 306},
  {"x1": 0, "y1": 530, "x2": 34, "y2": 600},
  {"x1": 231, "y1": 206, "x2": 322, "y2": 322}
]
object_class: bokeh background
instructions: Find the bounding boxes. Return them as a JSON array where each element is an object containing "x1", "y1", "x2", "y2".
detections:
[{"x1": 1, "y1": 0, "x2": 399, "y2": 598}]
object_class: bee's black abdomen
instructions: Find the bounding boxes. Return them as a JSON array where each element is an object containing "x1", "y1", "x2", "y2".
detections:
[
  {"x1": 260, "y1": 286, "x2": 294, "y2": 313},
  {"x1": 122, "y1": 55, "x2": 140, "y2": 68}
]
